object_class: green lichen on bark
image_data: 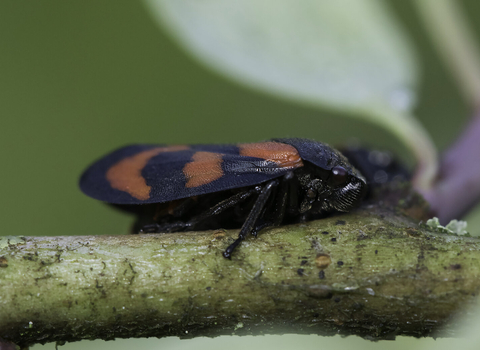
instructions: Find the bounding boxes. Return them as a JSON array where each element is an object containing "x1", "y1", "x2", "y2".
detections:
[{"x1": 0, "y1": 184, "x2": 479, "y2": 347}]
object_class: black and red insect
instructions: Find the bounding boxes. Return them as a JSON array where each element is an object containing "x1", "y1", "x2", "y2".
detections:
[{"x1": 80, "y1": 138, "x2": 367, "y2": 258}]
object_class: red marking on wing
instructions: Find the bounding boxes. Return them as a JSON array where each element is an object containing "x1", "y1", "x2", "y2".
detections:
[
  {"x1": 238, "y1": 142, "x2": 304, "y2": 168},
  {"x1": 106, "y1": 145, "x2": 189, "y2": 200},
  {"x1": 183, "y1": 151, "x2": 224, "y2": 188}
]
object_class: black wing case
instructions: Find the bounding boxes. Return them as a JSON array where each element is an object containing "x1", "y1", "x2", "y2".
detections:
[
  {"x1": 80, "y1": 142, "x2": 303, "y2": 205},
  {"x1": 274, "y1": 138, "x2": 340, "y2": 169},
  {"x1": 274, "y1": 138, "x2": 365, "y2": 180}
]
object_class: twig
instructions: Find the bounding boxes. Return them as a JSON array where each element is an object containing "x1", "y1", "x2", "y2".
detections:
[{"x1": 1, "y1": 186, "x2": 479, "y2": 347}]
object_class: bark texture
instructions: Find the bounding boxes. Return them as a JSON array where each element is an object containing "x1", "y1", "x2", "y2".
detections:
[{"x1": 0, "y1": 185, "x2": 479, "y2": 348}]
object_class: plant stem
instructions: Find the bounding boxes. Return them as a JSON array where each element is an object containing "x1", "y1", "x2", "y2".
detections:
[
  {"x1": 422, "y1": 111, "x2": 480, "y2": 223},
  {"x1": 415, "y1": 0, "x2": 480, "y2": 107},
  {"x1": 414, "y1": 0, "x2": 480, "y2": 222},
  {"x1": 1, "y1": 190, "x2": 479, "y2": 347}
]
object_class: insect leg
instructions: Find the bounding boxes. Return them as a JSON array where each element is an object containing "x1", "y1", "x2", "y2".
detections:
[
  {"x1": 286, "y1": 174, "x2": 300, "y2": 215},
  {"x1": 273, "y1": 172, "x2": 294, "y2": 224},
  {"x1": 170, "y1": 197, "x2": 198, "y2": 218},
  {"x1": 250, "y1": 171, "x2": 294, "y2": 237},
  {"x1": 140, "y1": 188, "x2": 259, "y2": 233},
  {"x1": 184, "y1": 187, "x2": 261, "y2": 225},
  {"x1": 223, "y1": 179, "x2": 279, "y2": 259}
]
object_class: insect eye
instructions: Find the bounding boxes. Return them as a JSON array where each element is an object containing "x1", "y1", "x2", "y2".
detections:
[{"x1": 331, "y1": 166, "x2": 348, "y2": 185}]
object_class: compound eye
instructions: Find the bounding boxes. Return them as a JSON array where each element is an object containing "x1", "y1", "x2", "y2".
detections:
[{"x1": 331, "y1": 166, "x2": 348, "y2": 186}]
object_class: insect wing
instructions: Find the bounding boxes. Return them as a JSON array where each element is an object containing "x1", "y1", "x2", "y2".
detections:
[
  {"x1": 79, "y1": 144, "x2": 177, "y2": 204},
  {"x1": 80, "y1": 143, "x2": 297, "y2": 204}
]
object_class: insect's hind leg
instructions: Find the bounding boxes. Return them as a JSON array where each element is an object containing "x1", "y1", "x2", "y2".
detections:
[
  {"x1": 139, "y1": 187, "x2": 259, "y2": 233},
  {"x1": 223, "y1": 178, "x2": 280, "y2": 259}
]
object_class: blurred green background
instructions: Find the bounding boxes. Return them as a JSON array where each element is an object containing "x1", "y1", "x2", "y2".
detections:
[{"x1": 0, "y1": 0, "x2": 478, "y2": 349}]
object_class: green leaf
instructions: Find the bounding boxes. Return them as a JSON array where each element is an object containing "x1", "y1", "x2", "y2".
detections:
[
  {"x1": 144, "y1": 0, "x2": 437, "y2": 189},
  {"x1": 145, "y1": 0, "x2": 416, "y2": 111}
]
